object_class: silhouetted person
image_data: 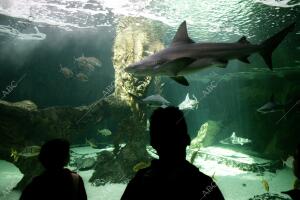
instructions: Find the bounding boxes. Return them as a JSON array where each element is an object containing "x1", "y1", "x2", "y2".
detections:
[
  {"x1": 282, "y1": 144, "x2": 300, "y2": 200},
  {"x1": 121, "y1": 106, "x2": 225, "y2": 200},
  {"x1": 20, "y1": 139, "x2": 87, "y2": 200}
]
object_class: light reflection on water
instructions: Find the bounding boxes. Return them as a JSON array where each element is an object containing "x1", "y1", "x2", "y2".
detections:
[{"x1": 0, "y1": 0, "x2": 298, "y2": 39}]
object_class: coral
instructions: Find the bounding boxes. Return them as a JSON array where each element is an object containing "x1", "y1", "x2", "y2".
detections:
[
  {"x1": 112, "y1": 16, "x2": 165, "y2": 150},
  {"x1": 113, "y1": 17, "x2": 165, "y2": 104},
  {"x1": 190, "y1": 120, "x2": 221, "y2": 148}
]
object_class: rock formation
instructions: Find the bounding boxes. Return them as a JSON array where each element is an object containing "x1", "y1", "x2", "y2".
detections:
[{"x1": 0, "y1": 16, "x2": 166, "y2": 189}]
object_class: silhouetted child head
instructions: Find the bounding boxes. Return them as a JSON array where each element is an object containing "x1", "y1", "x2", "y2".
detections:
[
  {"x1": 150, "y1": 106, "x2": 191, "y2": 159},
  {"x1": 294, "y1": 144, "x2": 300, "y2": 179},
  {"x1": 39, "y1": 139, "x2": 70, "y2": 170}
]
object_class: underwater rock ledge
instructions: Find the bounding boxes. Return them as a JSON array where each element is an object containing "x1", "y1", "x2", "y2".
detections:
[{"x1": 0, "y1": 96, "x2": 128, "y2": 189}]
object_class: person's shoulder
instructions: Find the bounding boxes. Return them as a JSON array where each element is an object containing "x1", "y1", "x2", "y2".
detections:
[
  {"x1": 134, "y1": 165, "x2": 153, "y2": 178},
  {"x1": 183, "y1": 160, "x2": 202, "y2": 173},
  {"x1": 64, "y1": 168, "x2": 81, "y2": 176},
  {"x1": 22, "y1": 174, "x2": 46, "y2": 192},
  {"x1": 184, "y1": 161, "x2": 214, "y2": 181},
  {"x1": 67, "y1": 169, "x2": 84, "y2": 181},
  {"x1": 129, "y1": 162, "x2": 158, "y2": 183},
  {"x1": 30, "y1": 173, "x2": 47, "y2": 184}
]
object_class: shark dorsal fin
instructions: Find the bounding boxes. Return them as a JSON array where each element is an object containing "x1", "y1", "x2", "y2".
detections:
[
  {"x1": 237, "y1": 36, "x2": 250, "y2": 44},
  {"x1": 231, "y1": 132, "x2": 236, "y2": 138},
  {"x1": 185, "y1": 93, "x2": 190, "y2": 101},
  {"x1": 171, "y1": 21, "x2": 195, "y2": 46}
]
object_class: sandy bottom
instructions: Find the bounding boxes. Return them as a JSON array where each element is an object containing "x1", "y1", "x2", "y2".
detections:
[
  {"x1": 190, "y1": 146, "x2": 295, "y2": 199},
  {"x1": 0, "y1": 146, "x2": 296, "y2": 200}
]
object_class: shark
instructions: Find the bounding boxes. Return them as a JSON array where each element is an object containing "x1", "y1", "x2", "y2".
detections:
[
  {"x1": 257, "y1": 95, "x2": 284, "y2": 114},
  {"x1": 220, "y1": 132, "x2": 252, "y2": 146},
  {"x1": 257, "y1": 95, "x2": 300, "y2": 122},
  {"x1": 128, "y1": 92, "x2": 171, "y2": 108},
  {"x1": 178, "y1": 93, "x2": 199, "y2": 110},
  {"x1": 142, "y1": 94, "x2": 170, "y2": 108},
  {"x1": 125, "y1": 21, "x2": 295, "y2": 86}
]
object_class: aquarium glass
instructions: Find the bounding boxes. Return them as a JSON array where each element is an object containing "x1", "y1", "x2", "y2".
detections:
[{"x1": 0, "y1": 0, "x2": 300, "y2": 199}]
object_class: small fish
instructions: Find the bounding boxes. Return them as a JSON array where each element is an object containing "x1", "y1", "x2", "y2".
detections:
[
  {"x1": 59, "y1": 64, "x2": 74, "y2": 78},
  {"x1": 261, "y1": 179, "x2": 270, "y2": 192},
  {"x1": 10, "y1": 148, "x2": 19, "y2": 162},
  {"x1": 87, "y1": 57, "x2": 102, "y2": 68},
  {"x1": 95, "y1": 116, "x2": 103, "y2": 124},
  {"x1": 97, "y1": 128, "x2": 112, "y2": 136},
  {"x1": 74, "y1": 55, "x2": 102, "y2": 70},
  {"x1": 10, "y1": 146, "x2": 41, "y2": 162},
  {"x1": 220, "y1": 132, "x2": 252, "y2": 146},
  {"x1": 19, "y1": 145, "x2": 41, "y2": 156},
  {"x1": 146, "y1": 119, "x2": 150, "y2": 131},
  {"x1": 75, "y1": 55, "x2": 96, "y2": 72},
  {"x1": 81, "y1": 63, "x2": 95, "y2": 72},
  {"x1": 76, "y1": 73, "x2": 88, "y2": 82},
  {"x1": 178, "y1": 93, "x2": 199, "y2": 110}
]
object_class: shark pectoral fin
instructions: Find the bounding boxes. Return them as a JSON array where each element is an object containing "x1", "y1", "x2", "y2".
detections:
[
  {"x1": 170, "y1": 76, "x2": 189, "y2": 86},
  {"x1": 238, "y1": 56, "x2": 250, "y2": 64},
  {"x1": 162, "y1": 57, "x2": 196, "y2": 76}
]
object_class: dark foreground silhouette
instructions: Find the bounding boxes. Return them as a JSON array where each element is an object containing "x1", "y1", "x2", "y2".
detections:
[
  {"x1": 282, "y1": 144, "x2": 300, "y2": 200},
  {"x1": 121, "y1": 106, "x2": 225, "y2": 200},
  {"x1": 20, "y1": 139, "x2": 87, "y2": 200}
]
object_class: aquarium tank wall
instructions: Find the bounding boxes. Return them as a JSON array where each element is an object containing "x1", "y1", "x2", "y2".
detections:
[{"x1": 0, "y1": 0, "x2": 300, "y2": 199}]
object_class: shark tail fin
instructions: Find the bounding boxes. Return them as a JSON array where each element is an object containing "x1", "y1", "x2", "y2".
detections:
[{"x1": 259, "y1": 22, "x2": 296, "y2": 70}]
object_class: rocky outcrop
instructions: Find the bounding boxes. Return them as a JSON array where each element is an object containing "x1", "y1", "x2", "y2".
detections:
[
  {"x1": 0, "y1": 96, "x2": 128, "y2": 189},
  {"x1": 190, "y1": 120, "x2": 222, "y2": 148},
  {"x1": 248, "y1": 193, "x2": 290, "y2": 200},
  {"x1": 89, "y1": 17, "x2": 166, "y2": 185}
]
